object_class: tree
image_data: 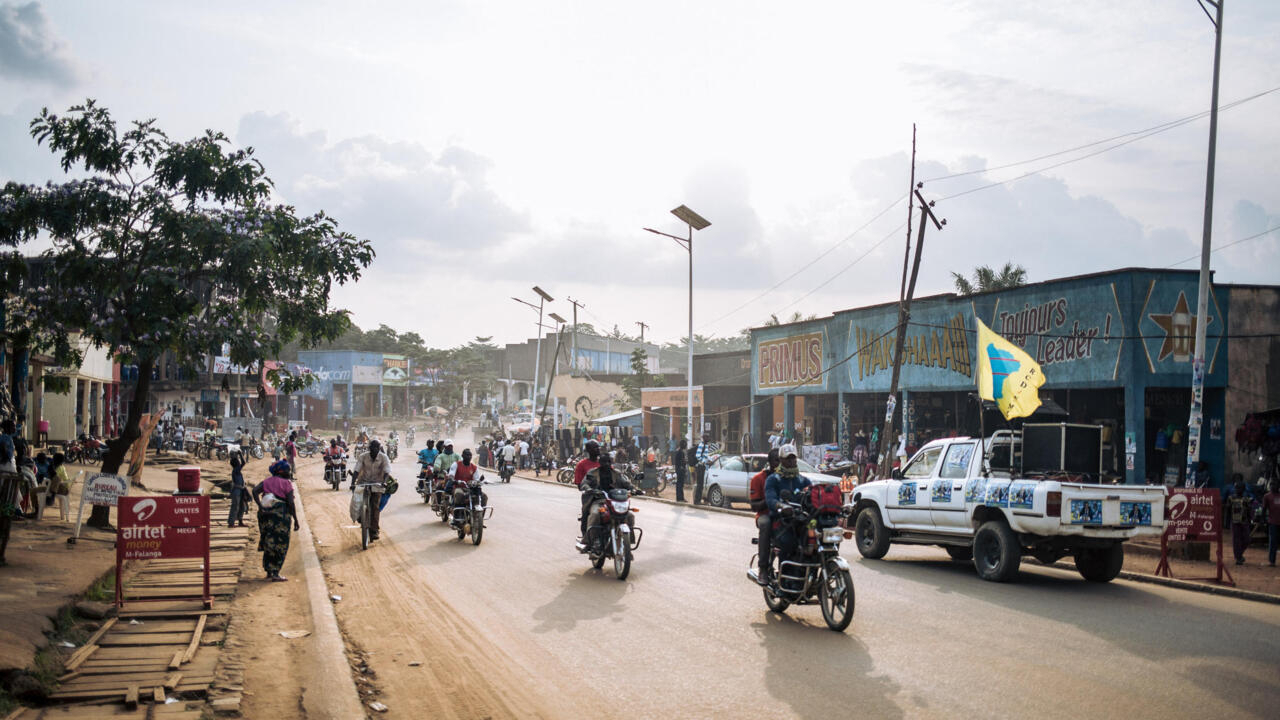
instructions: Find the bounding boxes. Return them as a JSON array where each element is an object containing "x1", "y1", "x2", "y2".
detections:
[
  {"x1": 620, "y1": 347, "x2": 665, "y2": 410},
  {"x1": 951, "y1": 263, "x2": 1028, "y2": 296},
  {"x1": 0, "y1": 101, "x2": 374, "y2": 527}
]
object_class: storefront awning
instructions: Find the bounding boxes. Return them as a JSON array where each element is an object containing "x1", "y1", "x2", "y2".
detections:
[{"x1": 589, "y1": 409, "x2": 643, "y2": 424}]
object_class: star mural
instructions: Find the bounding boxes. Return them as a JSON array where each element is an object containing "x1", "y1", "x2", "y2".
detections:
[{"x1": 1147, "y1": 291, "x2": 1212, "y2": 363}]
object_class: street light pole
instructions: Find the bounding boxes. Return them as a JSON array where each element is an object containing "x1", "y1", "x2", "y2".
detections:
[
  {"x1": 645, "y1": 204, "x2": 710, "y2": 449},
  {"x1": 513, "y1": 287, "x2": 554, "y2": 426},
  {"x1": 1186, "y1": 0, "x2": 1224, "y2": 486}
]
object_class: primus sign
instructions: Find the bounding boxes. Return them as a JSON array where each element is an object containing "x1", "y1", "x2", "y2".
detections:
[{"x1": 758, "y1": 332, "x2": 824, "y2": 390}]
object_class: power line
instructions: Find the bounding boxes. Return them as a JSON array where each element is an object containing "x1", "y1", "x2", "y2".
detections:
[
  {"x1": 923, "y1": 84, "x2": 1280, "y2": 185},
  {"x1": 697, "y1": 194, "x2": 907, "y2": 333},
  {"x1": 772, "y1": 221, "x2": 907, "y2": 316},
  {"x1": 1164, "y1": 225, "x2": 1280, "y2": 268}
]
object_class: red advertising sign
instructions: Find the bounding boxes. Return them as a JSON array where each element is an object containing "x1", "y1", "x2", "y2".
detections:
[
  {"x1": 1162, "y1": 488, "x2": 1220, "y2": 541},
  {"x1": 1155, "y1": 487, "x2": 1232, "y2": 586},
  {"x1": 116, "y1": 496, "x2": 212, "y2": 607}
]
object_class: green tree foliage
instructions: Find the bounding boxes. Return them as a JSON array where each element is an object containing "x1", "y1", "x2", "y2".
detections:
[
  {"x1": 620, "y1": 347, "x2": 665, "y2": 410},
  {"x1": 0, "y1": 101, "x2": 374, "y2": 525},
  {"x1": 951, "y1": 263, "x2": 1028, "y2": 296}
]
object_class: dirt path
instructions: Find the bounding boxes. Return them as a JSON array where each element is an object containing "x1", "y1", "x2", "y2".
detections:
[{"x1": 300, "y1": 459, "x2": 572, "y2": 720}]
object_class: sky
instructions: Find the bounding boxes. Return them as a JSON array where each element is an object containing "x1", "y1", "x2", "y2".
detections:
[{"x1": 1, "y1": 0, "x2": 1277, "y2": 349}]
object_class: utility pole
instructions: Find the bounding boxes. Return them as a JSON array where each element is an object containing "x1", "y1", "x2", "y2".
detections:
[
  {"x1": 1186, "y1": 0, "x2": 1224, "y2": 487},
  {"x1": 567, "y1": 297, "x2": 585, "y2": 374},
  {"x1": 878, "y1": 184, "x2": 945, "y2": 477},
  {"x1": 636, "y1": 321, "x2": 649, "y2": 345}
]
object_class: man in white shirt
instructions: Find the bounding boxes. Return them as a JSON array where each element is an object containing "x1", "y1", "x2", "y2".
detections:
[{"x1": 518, "y1": 439, "x2": 530, "y2": 469}]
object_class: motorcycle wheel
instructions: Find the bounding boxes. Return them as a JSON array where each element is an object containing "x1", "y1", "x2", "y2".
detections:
[
  {"x1": 655, "y1": 476, "x2": 668, "y2": 494},
  {"x1": 613, "y1": 528, "x2": 632, "y2": 580},
  {"x1": 471, "y1": 512, "x2": 483, "y2": 545},
  {"x1": 591, "y1": 552, "x2": 606, "y2": 569},
  {"x1": 251, "y1": 446, "x2": 264, "y2": 459},
  {"x1": 819, "y1": 561, "x2": 855, "y2": 632},
  {"x1": 557, "y1": 469, "x2": 571, "y2": 484},
  {"x1": 216, "y1": 447, "x2": 228, "y2": 461}
]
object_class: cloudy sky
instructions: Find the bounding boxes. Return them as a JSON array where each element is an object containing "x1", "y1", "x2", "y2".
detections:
[{"x1": 1, "y1": 0, "x2": 1277, "y2": 348}]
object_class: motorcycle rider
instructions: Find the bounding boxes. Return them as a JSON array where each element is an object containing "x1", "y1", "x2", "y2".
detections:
[
  {"x1": 353, "y1": 439, "x2": 393, "y2": 541},
  {"x1": 500, "y1": 441, "x2": 517, "y2": 478},
  {"x1": 578, "y1": 452, "x2": 633, "y2": 551},
  {"x1": 764, "y1": 444, "x2": 812, "y2": 582},
  {"x1": 749, "y1": 448, "x2": 782, "y2": 585},
  {"x1": 574, "y1": 441, "x2": 603, "y2": 537},
  {"x1": 324, "y1": 438, "x2": 344, "y2": 484},
  {"x1": 434, "y1": 440, "x2": 461, "y2": 481},
  {"x1": 416, "y1": 440, "x2": 440, "y2": 491},
  {"x1": 446, "y1": 448, "x2": 487, "y2": 525}
]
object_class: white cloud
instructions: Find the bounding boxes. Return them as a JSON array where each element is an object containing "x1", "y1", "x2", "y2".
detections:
[{"x1": 0, "y1": 2, "x2": 80, "y2": 87}]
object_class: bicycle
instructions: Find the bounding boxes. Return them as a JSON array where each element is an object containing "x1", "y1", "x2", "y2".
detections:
[{"x1": 353, "y1": 477, "x2": 388, "y2": 551}]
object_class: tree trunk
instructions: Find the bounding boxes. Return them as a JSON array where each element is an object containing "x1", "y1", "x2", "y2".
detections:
[{"x1": 87, "y1": 355, "x2": 153, "y2": 528}]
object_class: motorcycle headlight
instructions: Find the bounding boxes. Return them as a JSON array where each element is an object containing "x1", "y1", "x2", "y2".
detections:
[
  {"x1": 821, "y1": 527, "x2": 844, "y2": 544},
  {"x1": 610, "y1": 501, "x2": 631, "y2": 514}
]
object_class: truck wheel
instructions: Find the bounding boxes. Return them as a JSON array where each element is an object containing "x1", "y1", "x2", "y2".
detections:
[
  {"x1": 945, "y1": 546, "x2": 973, "y2": 563},
  {"x1": 1074, "y1": 543, "x2": 1124, "y2": 583},
  {"x1": 973, "y1": 521, "x2": 1021, "y2": 582},
  {"x1": 854, "y1": 507, "x2": 891, "y2": 560}
]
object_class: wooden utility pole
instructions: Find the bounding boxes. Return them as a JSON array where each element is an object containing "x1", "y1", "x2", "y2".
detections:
[
  {"x1": 878, "y1": 185, "x2": 946, "y2": 477},
  {"x1": 636, "y1": 321, "x2": 649, "y2": 344},
  {"x1": 567, "y1": 297, "x2": 585, "y2": 374}
]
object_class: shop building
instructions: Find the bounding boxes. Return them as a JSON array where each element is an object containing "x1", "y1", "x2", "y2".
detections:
[
  {"x1": 750, "y1": 268, "x2": 1275, "y2": 487},
  {"x1": 640, "y1": 350, "x2": 752, "y2": 452}
]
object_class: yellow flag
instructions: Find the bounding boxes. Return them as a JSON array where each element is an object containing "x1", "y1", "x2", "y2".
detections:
[{"x1": 975, "y1": 317, "x2": 1046, "y2": 420}]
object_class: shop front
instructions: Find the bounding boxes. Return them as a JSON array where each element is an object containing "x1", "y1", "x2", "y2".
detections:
[{"x1": 750, "y1": 268, "x2": 1232, "y2": 486}]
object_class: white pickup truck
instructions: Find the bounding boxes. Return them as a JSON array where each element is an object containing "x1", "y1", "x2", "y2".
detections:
[{"x1": 848, "y1": 425, "x2": 1167, "y2": 583}]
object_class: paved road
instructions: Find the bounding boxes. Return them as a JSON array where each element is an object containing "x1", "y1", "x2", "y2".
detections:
[{"x1": 302, "y1": 444, "x2": 1280, "y2": 719}]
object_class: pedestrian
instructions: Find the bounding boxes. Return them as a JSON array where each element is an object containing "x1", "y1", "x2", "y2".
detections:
[
  {"x1": 0, "y1": 419, "x2": 18, "y2": 474},
  {"x1": 285, "y1": 431, "x2": 298, "y2": 475},
  {"x1": 228, "y1": 450, "x2": 248, "y2": 528},
  {"x1": 252, "y1": 460, "x2": 299, "y2": 581},
  {"x1": 694, "y1": 432, "x2": 713, "y2": 505},
  {"x1": 37, "y1": 418, "x2": 49, "y2": 447},
  {"x1": 674, "y1": 437, "x2": 688, "y2": 502},
  {"x1": 1262, "y1": 479, "x2": 1280, "y2": 568},
  {"x1": 1223, "y1": 473, "x2": 1256, "y2": 565}
]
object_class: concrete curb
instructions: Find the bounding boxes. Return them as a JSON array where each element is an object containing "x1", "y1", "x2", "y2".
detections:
[
  {"x1": 293, "y1": 488, "x2": 368, "y2": 720},
  {"x1": 498, "y1": 467, "x2": 1280, "y2": 606}
]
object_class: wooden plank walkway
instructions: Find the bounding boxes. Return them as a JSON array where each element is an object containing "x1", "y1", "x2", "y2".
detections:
[{"x1": 34, "y1": 497, "x2": 253, "y2": 716}]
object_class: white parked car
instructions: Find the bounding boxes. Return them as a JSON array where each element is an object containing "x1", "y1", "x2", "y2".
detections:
[{"x1": 702, "y1": 453, "x2": 820, "y2": 508}]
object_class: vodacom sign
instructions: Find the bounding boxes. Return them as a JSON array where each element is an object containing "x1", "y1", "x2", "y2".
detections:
[{"x1": 758, "y1": 332, "x2": 825, "y2": 390}]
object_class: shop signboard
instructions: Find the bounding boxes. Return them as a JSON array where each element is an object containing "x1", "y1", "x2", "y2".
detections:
[
  {"x1": 641, "y1": 387, "x2": 704, "y2": 408},
  {"x1": 383, "y1": 354, "x2": 409, "y2": 387},
  {"x1": 757, "y1": 331, "x2": 825, "y2": 391},
  {"x1": 1155, "y1": 487, "x2": 1233, "y2": 587},
  {"x1": 83, "y1": 472, "x2": 128, "y2": 506},
  {"x1": 352, "y1": 365, "x2": 383, "y2": 385},
  {"x1": 213, "y1": 356, "x2": 252, "y2": 374},
  {"x1": 115, "y1": 496, "x2": 211, "y2": 607},
  {"x1": 1137, "y1": 277, "x2": 1226, "y2": 378}
]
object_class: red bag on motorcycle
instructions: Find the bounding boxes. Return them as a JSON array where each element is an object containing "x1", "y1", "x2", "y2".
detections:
[{"x1": 809, "y1": 483, "x2": 843, "y2": 513}]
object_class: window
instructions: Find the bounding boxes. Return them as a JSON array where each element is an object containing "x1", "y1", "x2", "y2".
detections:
[
  {"x1": 902, "y1": 447, "x2": 942, "y2": 479},
  {"x1": 721, "y1": 456, "x2": 747, "y2": 473},
  {"x1": 940, "y1": 443, "x2": 976, "y2": 479}
]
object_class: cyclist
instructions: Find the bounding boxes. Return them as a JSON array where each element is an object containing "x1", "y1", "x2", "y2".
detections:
[{"x1": 353, "y1": 439, "x2": 392, "y2": 541}]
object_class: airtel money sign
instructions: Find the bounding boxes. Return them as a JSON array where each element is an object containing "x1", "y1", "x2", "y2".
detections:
[{"x1": 758, "y1": 332, "x2": 824, "y2": 390}]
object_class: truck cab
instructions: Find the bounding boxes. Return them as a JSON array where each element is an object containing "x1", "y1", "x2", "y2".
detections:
[{"x1": 849, "y1": 425, "x2": 1166, "y2": 583}]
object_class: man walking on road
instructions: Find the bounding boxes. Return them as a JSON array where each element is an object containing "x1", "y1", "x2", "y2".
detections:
[{"x1": 674, "y1": 438, "x2": 688, "y2": 503}]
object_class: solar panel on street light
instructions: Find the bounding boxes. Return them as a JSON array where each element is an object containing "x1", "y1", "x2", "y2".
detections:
[
  {"x1": 533, "y1": 285, "x2": 554, "y2": 302},
  {"x1": 549, "y1": 312, "x2": 566, "y2": 324},
  {"x1": 671, "y1": 205, "x2": 710, "y2": 231}
]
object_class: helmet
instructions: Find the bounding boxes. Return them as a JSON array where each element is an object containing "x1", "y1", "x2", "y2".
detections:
[{"x1": 779, "y1": 444, "x2": 798, "y2": 460}]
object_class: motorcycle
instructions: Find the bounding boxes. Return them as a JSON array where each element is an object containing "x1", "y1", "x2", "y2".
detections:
[
  {"x1": 387, "y1": 438, "x2": 399, "y2": 462},
  {"x1": 448, "y1": 476, "x2": 492, "y2": 546},
  {"x1": 576, "y1": 487, "x2": 643, "y2": 581},
  {"x1": 324, "y1": 453, "x2": 347, "y2": 490},
  {"x1": 498, "y1": 460, "x2": 514, "y2": 483},
  {"x1": 747, "y1": 483, "x2": 856, "y2": 632},
  {"x1": 243, "y1": 436, "x2": 265, "y2": 460},
  {"x1": 416, "y1": 463, "x2": 436, "y2": 504},
  {"x1": 406, "y1": 430, "x2": 415, "y2": 448},
  {"x1": 299, "y1": 438, "x2": 319, "y2": 458}
]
